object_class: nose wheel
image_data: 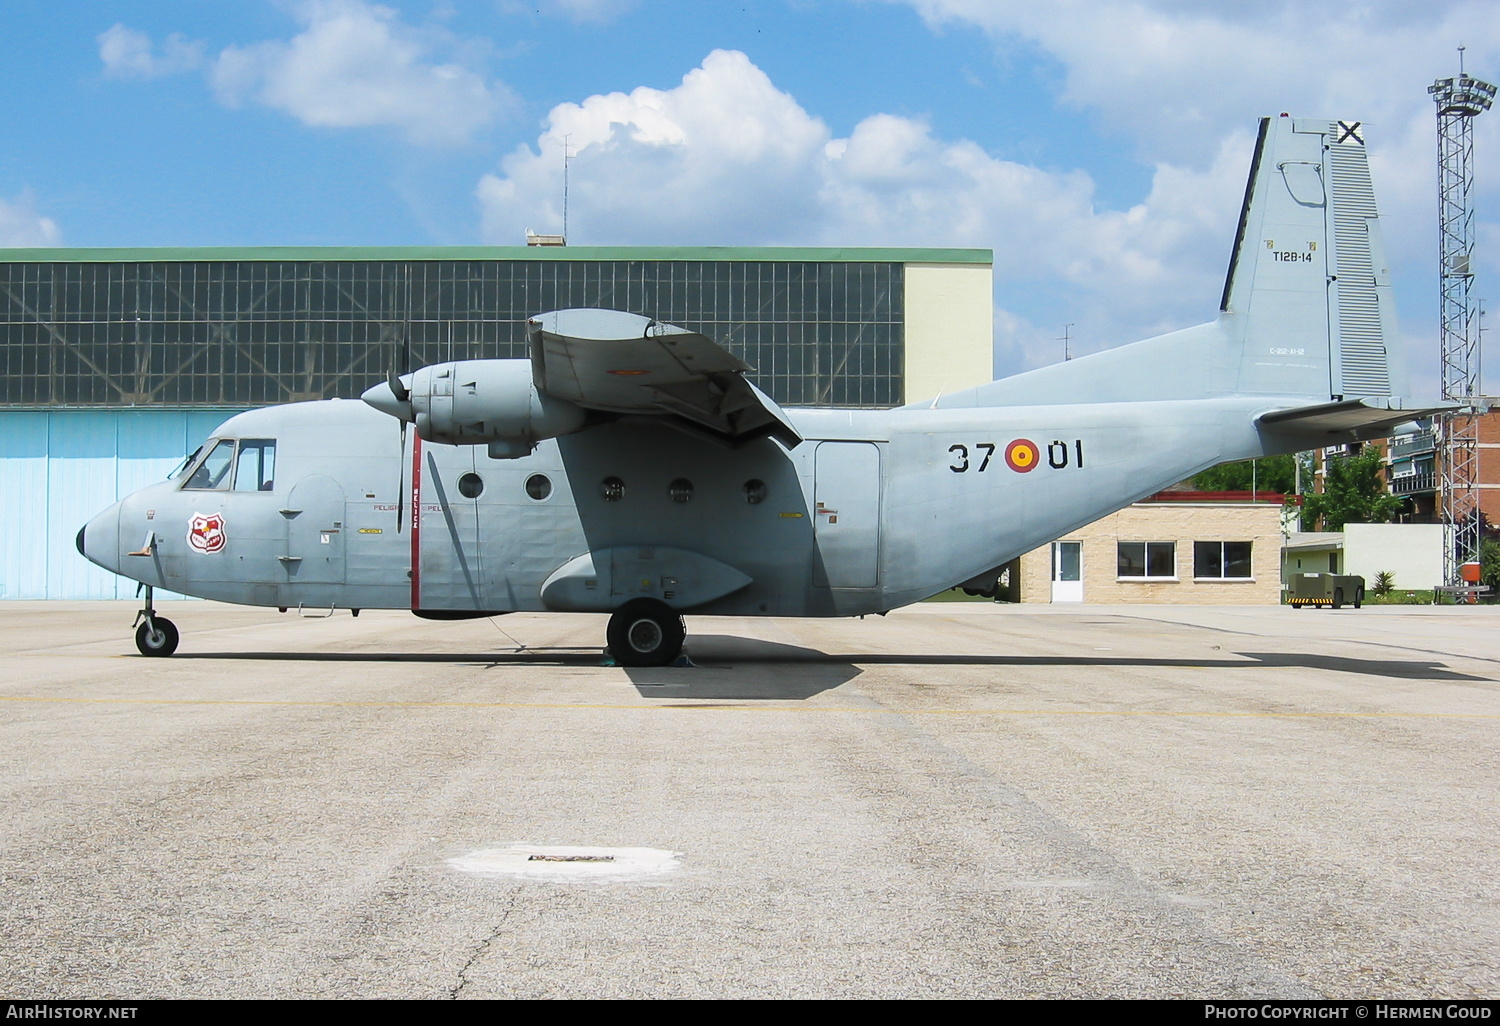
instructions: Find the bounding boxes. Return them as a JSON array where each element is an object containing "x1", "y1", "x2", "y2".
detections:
[
  {"x1": 606, "y1": 599, "x2": 685, "y2": 667},
  {"x1": 132, "y1": 584, "x2": 180, "y2": 657}
]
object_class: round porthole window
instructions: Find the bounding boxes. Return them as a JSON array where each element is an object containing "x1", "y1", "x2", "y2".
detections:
[
  {"x1": 742, "y1": 479, "x2": 767, "y2": 504},
  {"x1": 525, "y1": 474, "x2": 552, "y2": 501},
  {"x1": 668, "y1": 478, "x2": 694, "y2": 503},
  {"x1": 599, "y1": 476, "x2": 625, "y2": 502},
  {"x1": 457, "y1": 472, "x2": 484, "y2": 499}
]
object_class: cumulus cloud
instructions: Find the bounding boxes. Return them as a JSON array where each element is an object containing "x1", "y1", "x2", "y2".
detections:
[
  {"x1": 0, "y1": 192, "x2": 61, "y2": 248},
  {"x1": 898, "y1": 1, "x2": 1498, "y2": 160},
  {"x1": 478, "y1": 49, "x2": 1252, "y2": 368},
  {"x1": 98, "y1": 24, "x2": 205, "y2": 79},
  {"x1": 894, "y1": 1, "x2": 1500, "y2": 280},
  {"x1": 100, "y1": 2, "x2": 506, "y2": 146},
  {"x1": 480, "y1": 51, "x2": 829, "y2": 244},
  {"x1": 211, "y1": 0, "x2": 505, "y2": 145},
  {"x1": 887, "y1": 0, "x2": 1500, "y2": 385}
]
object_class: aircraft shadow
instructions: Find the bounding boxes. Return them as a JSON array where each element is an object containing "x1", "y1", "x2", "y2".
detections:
[
  {"x1": 170, "y1": 641, "x2": 1489, "y2": 690},
  {"x1": 628, "y1": 635, "x2": 859, "y2": 699}
]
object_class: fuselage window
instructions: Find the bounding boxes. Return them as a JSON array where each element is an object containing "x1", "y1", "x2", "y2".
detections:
[
  {"x1": 669, "y1": 478, "x2": 694, "y2": 503},
  {"x1": 525, "y1": 474, "x2": 552, "y2": 501},
  {"x1": 233, "y1": 439, "x2": 277, "y2": 491},
  {"x1": 742, "y1": 479, "x2": 767, "y2": 504},
  {"x1": 183, "y1": 439, "x2": 236, "y2": 490},
  {"x1": 600, "y1": 477, "x2": 625, "y2": 502},
  {"x1": 458, "y1": 472, "x2": 484, "y2": 499}
]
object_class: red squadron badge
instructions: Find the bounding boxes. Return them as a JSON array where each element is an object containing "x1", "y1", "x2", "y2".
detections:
[
  {"x1": 187, "y1": 513, "x2": 227, "y2": 554},
  {"x1": 1004, "y1": 439, "x2": 1040, "y2": 472}
]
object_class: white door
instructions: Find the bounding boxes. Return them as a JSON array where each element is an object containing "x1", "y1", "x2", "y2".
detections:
[{"x1": 1051, "y1": 541, "x2": 1083, "y2": 603}]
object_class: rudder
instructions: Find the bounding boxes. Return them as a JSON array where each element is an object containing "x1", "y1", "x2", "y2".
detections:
[{"x1": 1222, "y1": 115, "x2": 1405, "y2": 401}]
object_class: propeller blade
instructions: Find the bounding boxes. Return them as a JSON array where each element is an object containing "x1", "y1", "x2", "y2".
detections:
[
  {"x1": 396, "y1": 419, "x2": 408, "y2": 533},
  {"x1": 388, "y1": 367, "x2": 410, "y2": 403}
]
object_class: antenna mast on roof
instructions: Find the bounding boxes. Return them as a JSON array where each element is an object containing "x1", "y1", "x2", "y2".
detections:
[{"x1": 563, "y1": 133, "x2": 573, "y2": 245}]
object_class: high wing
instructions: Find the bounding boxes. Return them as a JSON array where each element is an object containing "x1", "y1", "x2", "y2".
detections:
[{"x1": 528, "y1": 309, "x2": 801, "y2": 448}]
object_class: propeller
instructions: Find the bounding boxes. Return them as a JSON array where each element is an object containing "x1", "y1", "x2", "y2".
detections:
[
  {"x1": 388, "y1": 367, "x2": 411, "y2": 533},
  {"x1": 381, "y1": 358, "x2": 414, "y2": 533},
  {"x1": 388, "y1": 366, "x2": 410, "y2": 404}
]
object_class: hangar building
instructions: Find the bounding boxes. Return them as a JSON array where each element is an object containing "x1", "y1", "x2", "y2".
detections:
[{"x1": 0, "y1": 246, "x2": 993, "y2": 598}]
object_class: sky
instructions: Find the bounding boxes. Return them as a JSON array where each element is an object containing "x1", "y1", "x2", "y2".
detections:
[{"x1": 4, "y1": 0, "x2": 1500, "y2": 397}]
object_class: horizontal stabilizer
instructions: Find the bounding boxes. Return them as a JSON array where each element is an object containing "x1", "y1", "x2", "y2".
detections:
[{"x1": 1257, "y1": 399, "x2": 1452, "y2": 441}]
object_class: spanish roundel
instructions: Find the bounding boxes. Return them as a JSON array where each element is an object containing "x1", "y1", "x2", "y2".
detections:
[{"x1": 1004, "y1": 439, "x2": 1039, "y2": 473}]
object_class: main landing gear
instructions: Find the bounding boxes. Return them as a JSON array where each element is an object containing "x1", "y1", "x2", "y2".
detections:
[
  {"x1": 133, "y1": 584, "x2": 179, "y2": 657},
  {"x1": 606, "y1": 598, "x2": 686, "y2": 667}
]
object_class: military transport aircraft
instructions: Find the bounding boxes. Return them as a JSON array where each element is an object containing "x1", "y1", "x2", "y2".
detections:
[{"x1": 79, "y1": 115, "x2": 1430, "y2": 665}]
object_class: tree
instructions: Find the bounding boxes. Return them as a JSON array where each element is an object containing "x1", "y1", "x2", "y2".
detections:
[
  {"x1": 1299, "y1": 446, "x2": 1405, "y2": 531},
  {"x1": 1480, "y1": 539, "x2": 1500, "y2": 595},
  {"x1": 1191, "y1": 453, "x2": 1299, "y2": 494}
]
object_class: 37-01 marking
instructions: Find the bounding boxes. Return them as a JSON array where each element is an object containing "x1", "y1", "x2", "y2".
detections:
[{"x1": 949, "y1": 438, "x2": 1084, "y2": 473}]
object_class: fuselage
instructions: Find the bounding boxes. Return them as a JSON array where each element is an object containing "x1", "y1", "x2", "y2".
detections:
[{"x1": 80, "y1": 392, "x2": 1287, "y2": 617}]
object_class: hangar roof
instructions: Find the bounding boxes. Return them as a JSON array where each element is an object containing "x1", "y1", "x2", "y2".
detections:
[{"x1": 0, "y1": 246, "x2": 993, "y2": 265}]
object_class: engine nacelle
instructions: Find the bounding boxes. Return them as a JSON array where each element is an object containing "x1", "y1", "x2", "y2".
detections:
[{"x1": 407, "y1": 359, "x2": 587, "y2": 457}]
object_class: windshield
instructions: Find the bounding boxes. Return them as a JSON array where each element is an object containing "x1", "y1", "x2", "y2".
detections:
[
  {"x1": 183, "y1": 439, "x2": 235, "y2": 490},
  {"x1": 169, "y1": 445, "x2": 203, "y2": 480}
]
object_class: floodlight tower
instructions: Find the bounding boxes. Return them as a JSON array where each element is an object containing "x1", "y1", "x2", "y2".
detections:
[{"x1": 1430, "y1": 59, "x2": 1496, "y2": 583}]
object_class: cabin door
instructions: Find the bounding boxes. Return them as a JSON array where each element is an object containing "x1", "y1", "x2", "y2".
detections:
[
  {"x1": 416, "y1": 445, "x2": 484, "y2": 610},
  {"x1": 283, "y1": 474, "x2": 347, "y2": 586},
  {"x1": 813, "y1": 441, "x2": 881, "y2": 589}
]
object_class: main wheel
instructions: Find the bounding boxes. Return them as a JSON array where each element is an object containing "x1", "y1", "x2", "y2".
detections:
[
  {"x1": 1332, "y1": 588, "x2": 1344, "y2": 610},
  {"x1": 135, "y1": 616, "x2": 179, "y2": 657},
  {"x1": 607, "y1": 599, "x2": 685, "y2": 667}
]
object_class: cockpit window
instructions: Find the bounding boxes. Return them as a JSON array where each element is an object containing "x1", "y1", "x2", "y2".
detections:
[
  {"x1": 183, "y1": 439, "x2": 236, "y2": 490},
  {"x1": 170, "y1": 445, "x2": 203, "y2": 480},
  {"x1": 233, "y1": 439, "x2": 276, "y2": 491}
]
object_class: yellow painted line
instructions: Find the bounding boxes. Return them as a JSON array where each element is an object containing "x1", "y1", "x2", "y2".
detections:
[{"x1": 0, "y1": 695, "x2": 1496, "y2": 719}]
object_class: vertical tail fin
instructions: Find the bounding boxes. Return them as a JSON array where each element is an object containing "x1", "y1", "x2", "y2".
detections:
[
  {"x1": 929, "y1": 114, "x2": 1408, "y2": 410},
  {"x1": 1223, "y1": 114, "x2": 1406, "y2": 400}
]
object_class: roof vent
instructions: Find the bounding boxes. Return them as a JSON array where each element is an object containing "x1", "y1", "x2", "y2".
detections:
[{"x1": 526, "y1": 228, "x2": 566, "y2": 247}]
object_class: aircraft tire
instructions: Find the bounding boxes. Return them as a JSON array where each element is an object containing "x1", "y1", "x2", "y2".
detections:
[
  {"x1": 607, "y1": 599, "x2": 685, "y2": 667},
  {"x1": 135, "y1": 617, "x2": 179, "y2": 657}
]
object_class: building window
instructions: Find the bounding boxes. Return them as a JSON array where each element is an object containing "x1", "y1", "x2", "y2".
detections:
[
  {"x1": 1118, "y1": 541, "x2": 1175, "y2": 579},
  {"x1": 1194, "y1": 541, "x2": 1253, "y2": 580},
  {"x1": 0, "y1": 258, "x2": 905, "y2": 408}
]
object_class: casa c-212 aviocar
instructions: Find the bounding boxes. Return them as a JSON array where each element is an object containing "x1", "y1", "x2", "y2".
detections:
[{"x1": 79, "y1": 115, "x2": 1431, "y2": 665}]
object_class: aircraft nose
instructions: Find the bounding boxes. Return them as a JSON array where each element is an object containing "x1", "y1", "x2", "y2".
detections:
[
  {"x1": 79, "y1": 502, "x2": 122, "y2": 572},
  {"x1": 362, "y1": 379, "x2": 413, "y2": 421}
]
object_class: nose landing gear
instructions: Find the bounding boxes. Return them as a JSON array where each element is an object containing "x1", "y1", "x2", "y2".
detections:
[{"x1": 132, "y1": 584, "x2": 179, "y2": 657}]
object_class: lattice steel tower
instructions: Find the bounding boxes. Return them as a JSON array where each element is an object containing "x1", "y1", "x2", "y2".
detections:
[{"x1": 1430, "y1": 60, "x2": 1496, "y2": 583}]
